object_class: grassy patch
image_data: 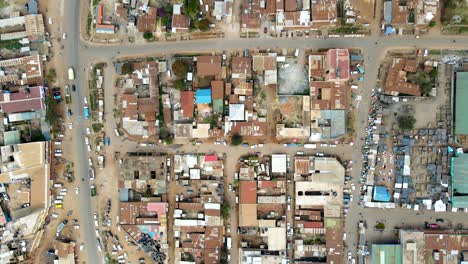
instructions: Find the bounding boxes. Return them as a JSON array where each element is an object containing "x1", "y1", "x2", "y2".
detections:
[
  {"x1": 442, "y1": 0, "x2": 468, "y2": 24},
  {"x1": 89, "y1": 89, "x2": 98, "y2": 111},
  {"x1": 0, "y1": 39, "x2": 22, "y2": 50},
  {"x1": 86, "y1": 12, "x2": 92, "y2": 34},
  {"x1": 429, "y1": 50, "x2": 441, "y2": 55},
  {"x1": 0, "y1": 0, "x2": 9, "y2": 8},
  {"x1": 92, "y1": 123, "x2": 103, "y2": 133},
  {"x1": 334, "y1": 25, "x2": 362, "y2": 34},
  {"x1": 92, "y1": 0, "x2": 100, "y2": 6},
  {"x1": 346, "y1": 111, "x2": 355, "y2": 136}
]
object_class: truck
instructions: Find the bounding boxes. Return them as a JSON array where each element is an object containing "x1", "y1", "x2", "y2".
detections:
[
  {"x1": 90, "y1": 185, "x2": 97, "y2": 196},
  {"x1": 65, "y1": 93, "x2": 71, "y2": 104},
  {"x1": 84, "y1": 106, "x2": 90, "y2": 120},
  {"x1": 89, "y1": 168, "x2": 95, "y2": 180},
  {"x1": 356, "y1": 64, "x2": 365, "y2": 74},
  {"x1": 68, "y1": 68, "x2": 74, "y2": 80},
  {"x1": 226, "y1": 237, "x2": 232, "y2": 250},
  {"x1": 56, "y1": 220, "x2": 67, "y2": 237},
  {"x1": 98, "y1": 155, "x2": 105, "y2": 169}
]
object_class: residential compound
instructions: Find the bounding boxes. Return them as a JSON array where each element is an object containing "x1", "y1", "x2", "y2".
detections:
[
  {"x1": 93, "y1": 0, "x2": 370, "y2": 40},
  {"x1": 118, "y1": 153, "x2": 169, "y2": 262},
  {"x1": 0, "y1": 4, "x2": 54, "y2": 263},
  {"x1": 293, "y1": 155, "x2": 345, "y2": 263},
  {"x1": 118, "y1": 60, "x2": 163, "y2": 140},
  {"x1": 237, "y1": 154, "x2": 289, "y2": 264},
  {"x1": 173, "y1": 153, "x2": 225, "y2": 264},
  {"x1": 0, "y1": 142, "x2": 51, "y2": 262},
  {"x1": 382, "y1": 0, "x2": 439, "y2": 35},
  {"x1": 236, "y1": 153, "x2": 345, "y2": 264},
  {"x1": 116, "y1": 48, "x2": 356, "y2": 143}
]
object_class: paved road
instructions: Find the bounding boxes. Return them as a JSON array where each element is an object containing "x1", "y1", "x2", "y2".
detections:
[
  {"x1": 63, "y1": 1, "x2": 101, "y2": 263},
  {"x1": 61, "y1": 2, "x2": 468, "y2": 264}
]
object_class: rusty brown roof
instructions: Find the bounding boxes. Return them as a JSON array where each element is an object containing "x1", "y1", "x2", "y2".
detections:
[
  {"x1": 311, "y1": 0, "x2": 337, "y2": 23},
  {"x1": 241, "y1": 13, "x2": 261, "y2": 29},
  {"x1": 261, "y1": 0, "x2": 276, "y2": 14},
  {"x1": 239, "y1": 180, "x2": 257, "y2": 203},
  {"x1": 232, "y1": 57, "x2": 252, "y2": 75},
  {"x1": 211, "y1": 80, "x2": 224, "y2": 99},
  {"x1": 137, "y1": 7, "x2": 157, "y2": 32},
  {"x1": 295, "y1": 157, "x2": 310, "y2": 175},
  {"x1": 384, "y1": 58, "x2": 422, "y2": 96},
  {"x1": 197, "y1": 56, "x2": 222, "y2": 77},
  {"x1": 180, "y1": 90, "x2": 194, "y2": 118},
  {"x1": 310, "y1": 81, "x2": 347, "y2": 110},
  {"x1": 285, "y1": 0, "x2": 297, "y2": 11},
  {"x1": 172, "y1": 14, "x2": 190, "y2": 31}
]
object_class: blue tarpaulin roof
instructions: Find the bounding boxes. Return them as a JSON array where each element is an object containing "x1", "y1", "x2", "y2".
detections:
[
  {"x1": 196, "y1": 89, "x2": 212, "y2": 104},
  {"x1": 373, "y1": 186, "x2": 391, "y2": 202},
  {"x1": 28, "y1": 0, "x2": 38, "y2": 14},
  {"x1": 383, "y1": 1, "x2": 392, "y2": 24},
  {"x1": 385, "y1": 26, "x2": 394, "y2": 35}
]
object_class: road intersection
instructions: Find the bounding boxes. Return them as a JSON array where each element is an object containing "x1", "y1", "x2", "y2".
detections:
[{"x1": 59, "y1": 1, "x2": 468, "y2": 263}]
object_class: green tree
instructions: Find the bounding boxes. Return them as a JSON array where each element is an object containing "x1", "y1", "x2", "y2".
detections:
[
  {"x1": 31, "y1": 129, "x2": 46, "y2": 142},
  {"x1": 195, "y1": 19, "x2": 210, "y2": 31},
  {"x1": 45, "y1": 96, "x2": 58, "y2": 126},
  {"x1": 428, "y1": 20, "x2": 436, "y2": 27},
  {"x1": 143, "y1": 31, "x2": 153, "y2": 40},
  {"x1": 398, "y1": 116, "x2": 416, "y2": 130},
  {"x1": 185, "y1": 0, "x2": 199, "y2": 20},
  {"x1": 420, "y1": 82, "x2": 432, "y2": 95},
  {"x1": 174, "y1": 79, "x2": 185, "y2": 90},
  {"x1": 231, "y1": 133, "x2": 243, "y2": 146},
  {"x1": 172, "y1": 60, "x2": 189, "y2": 77},
  {"x1": 164, "y1": 136, "x2": 174, "y2": 145},
  {"x1": 121, "y1": 62, "x2": 134, "y2": 75},
  {"x1": 429, "y1": 68, "x2": 438, "y2": 80},
  {"x1": 232, "y1": 179, "x2": 239, "y2": 187},
  {"x1": 375, "y1": 222, "x2": 385, "y2": 230},
  {"x1": 163, "y1": 3, "x2": 173, "y2": 14},
  {"x1": 144, "y1": 187, "x2": 153, "y2": 197},
  {"x1": 221, "y1": 203, "x2": 230, "y2": 219},
  {"x1": 46, "y1": 68, "x2": 56, "y2": 83},
  {"x1": 219, "y1": 246, "x2": 229, "y2": 264}
]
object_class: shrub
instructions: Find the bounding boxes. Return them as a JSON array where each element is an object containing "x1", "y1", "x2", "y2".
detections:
[
  {"x1": 398, "y1": 116, "x2": 416, "y2": 130},
  {"x1": 172, "y1": 60, "x2": 188, "y2": 77},
  {"x1": 196, "y1": 19, "x2": 210, "y2": 32},
  {"x1": 143, "y1": 31, "x2": 153, "y2": 40},
  {"x1": 231, "y1": 133, "x2": 243, "y2": 146},
  {"x1": 46, "y1": 68, "x2": 57, "y2": 83},
  {"x1": 121, "y1": 62, "x2": 134, "y2": 75},
  {"x1": 174, "y1": 79, "x2": 185, "y2": 90}
]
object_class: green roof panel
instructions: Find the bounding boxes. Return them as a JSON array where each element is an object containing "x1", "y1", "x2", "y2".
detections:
[{"x1": 455, "y1": 72, "x2": 468, "y2": 135}]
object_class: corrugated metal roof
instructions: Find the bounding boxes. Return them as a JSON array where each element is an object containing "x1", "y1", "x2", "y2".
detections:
[
  {"x1": 455, "y1": 72, "x2": 468, "y2": 135},
  {"x1": 371, "y1": 244, "x2": 403, "y2": 264},
  {"x1": 452, "y1": 154, "x2": 468, "y2": 208},
  {"x1": 229, "y1": 103, "x2": 245, "y2": 121}
]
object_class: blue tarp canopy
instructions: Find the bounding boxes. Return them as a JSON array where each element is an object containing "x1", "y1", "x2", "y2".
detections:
[
  {"x1": 385, "y1": 26, "x2": 394, "y2": 35},
  {"x1": 373, "y1": 186, "x2": 391, "y2": 202},
  {"x1": 196, "y1": 89, "x2": 212, "y2": 104}
]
